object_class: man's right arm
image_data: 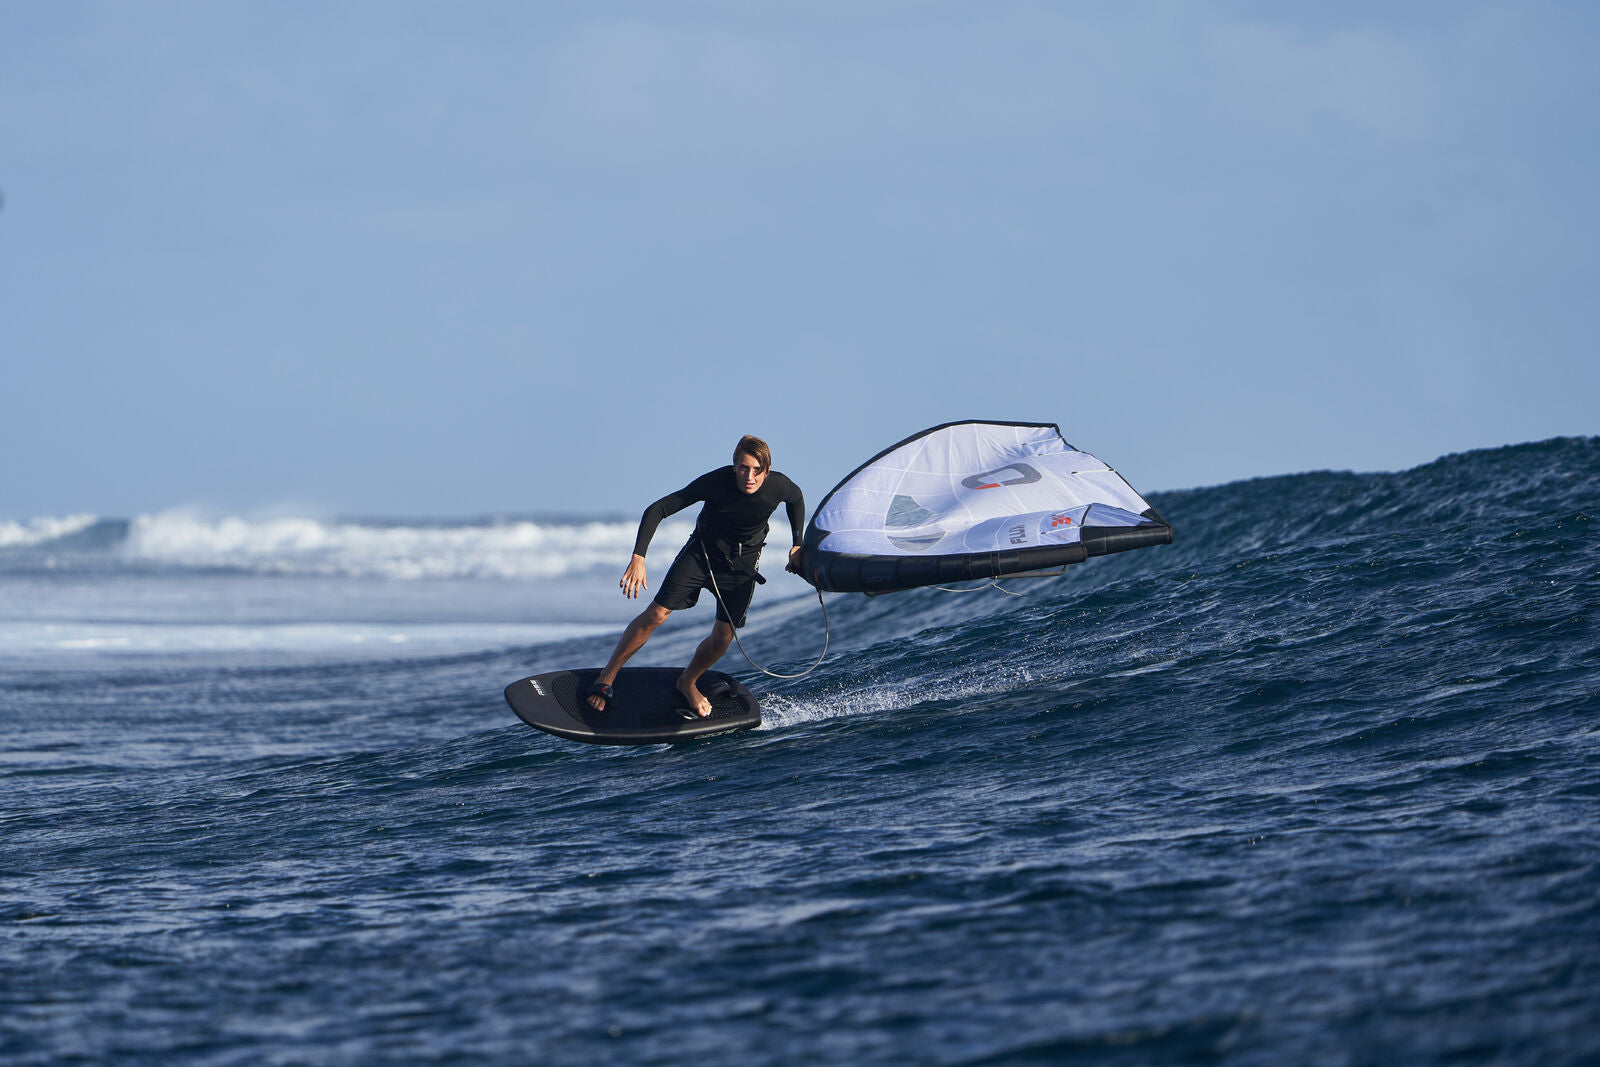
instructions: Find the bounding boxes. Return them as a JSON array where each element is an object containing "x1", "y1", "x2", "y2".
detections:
[{"x1": 631, "y1": 471, "x2": 716, "y2": 558}]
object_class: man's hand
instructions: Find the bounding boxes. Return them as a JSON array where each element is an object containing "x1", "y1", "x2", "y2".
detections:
[
  {"x1": 786, "y1": 545, "x2": 804, "y2": 576},
  {"x1": 621, "y1": 554, "x2": 648, "y2": 599}
]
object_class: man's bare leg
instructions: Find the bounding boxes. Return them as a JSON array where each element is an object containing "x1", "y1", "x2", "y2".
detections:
[
  {"x1": 587, "y1": 603, "x2": 672, "y2": 711},
  {"x1": 677, "y1": 620, "x2": 734, "y2": 717}
]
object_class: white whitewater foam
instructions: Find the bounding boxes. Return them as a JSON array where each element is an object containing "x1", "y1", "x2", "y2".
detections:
[
  {"x1": 0, "y1": 514, "x2": 98, "y2": 549},
  {"x1": 756, "y1": 661, "x2": 1039, "y2": 731},
  {"x1": 121, "y1": 512, "x2": 694, "y2": 580},
  {"x1": 0, "y1": 620, "x2": 616, "y2": 662}
]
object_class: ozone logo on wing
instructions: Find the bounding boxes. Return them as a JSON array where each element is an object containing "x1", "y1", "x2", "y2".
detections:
[{"x1": 961, "y1": 464, "x2": 1042, "y2": 491}]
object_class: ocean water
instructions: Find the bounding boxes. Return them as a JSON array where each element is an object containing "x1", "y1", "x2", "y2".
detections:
[{"x1": 3, "y1": 438, "x2": 1598, "y2": 1065}]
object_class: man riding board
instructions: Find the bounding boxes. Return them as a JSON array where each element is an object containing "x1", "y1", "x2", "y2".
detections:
[{"x1": 586, "y1": 434, "x2": 805, "y2": 718}]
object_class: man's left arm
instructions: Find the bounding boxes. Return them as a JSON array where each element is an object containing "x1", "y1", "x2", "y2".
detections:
[{"x1": 782, "y1": 478, "x2": 806, "y2": 575}]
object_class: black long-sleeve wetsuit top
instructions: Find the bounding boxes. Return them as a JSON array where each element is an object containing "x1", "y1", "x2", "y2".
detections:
[{"x1": 632, "y1": 467, "x2": 805, "y2": 561}]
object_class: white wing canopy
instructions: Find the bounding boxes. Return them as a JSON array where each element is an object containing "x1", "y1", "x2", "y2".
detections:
[{"x1": 802, "y1": 421, "x2": 1172, "y2": 593}]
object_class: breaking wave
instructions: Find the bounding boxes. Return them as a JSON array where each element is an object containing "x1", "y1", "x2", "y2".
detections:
[
  {"x1": 0, "y1": 513, "x2": 99, "y2": 550},
  {"x1": 0, "y1": 510, "x2": 694, "y2": 581}
]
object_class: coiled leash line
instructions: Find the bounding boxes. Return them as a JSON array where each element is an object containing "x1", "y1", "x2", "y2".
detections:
[{"x1": 701, "y1": 541, "x2": 829, "y2": 680}]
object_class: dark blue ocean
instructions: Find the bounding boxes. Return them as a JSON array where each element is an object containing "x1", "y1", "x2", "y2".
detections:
[{"x1": 4, "y1": 438, "x2": 1598, "y2": 1065}]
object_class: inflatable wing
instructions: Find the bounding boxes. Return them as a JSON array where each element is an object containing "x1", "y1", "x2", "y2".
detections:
[{"x1": 803, "y1": 421, "x2": 1173, "y2": 594}]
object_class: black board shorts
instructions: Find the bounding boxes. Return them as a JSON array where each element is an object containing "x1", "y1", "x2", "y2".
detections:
[{"x1": 653, "y1": 540, "x2": 760, "y2": 628}]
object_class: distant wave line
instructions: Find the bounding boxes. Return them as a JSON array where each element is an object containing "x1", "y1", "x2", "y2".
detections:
[
  {"x1": 0, "y1": 511, "x2": 692, "y2": 581},
  {"x1": 0, "y1": 513, "x2": 100, "y2": 549}
]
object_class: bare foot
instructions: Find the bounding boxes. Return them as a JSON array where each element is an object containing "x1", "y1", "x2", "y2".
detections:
[
  {"x1": 586, "y1": 680, "x2": 613, "y2": 712},
  {"x1": 676, "y1": 676, "x2": 711, "y2": 718}
]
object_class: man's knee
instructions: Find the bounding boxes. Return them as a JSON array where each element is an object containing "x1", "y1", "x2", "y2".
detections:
[{"x1": 636, "y1": 604, "x2": 672, "y2": 632}]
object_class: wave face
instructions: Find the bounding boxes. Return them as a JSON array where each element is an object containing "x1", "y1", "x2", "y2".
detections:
[{"x1": 2, "y1": 437, "x2": 1598, "y2": 1065}]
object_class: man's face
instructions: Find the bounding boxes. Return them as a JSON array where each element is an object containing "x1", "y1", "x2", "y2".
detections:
[{"x1": 733, "y1": 453, "x2": 768, "y2": 494}]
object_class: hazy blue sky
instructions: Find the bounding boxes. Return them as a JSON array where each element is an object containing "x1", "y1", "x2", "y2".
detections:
[{"x1": 3, "y1": 1, "x2": 1596, "y2": 520}]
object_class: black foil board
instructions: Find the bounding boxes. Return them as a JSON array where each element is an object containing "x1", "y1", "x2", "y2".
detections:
[{"x1": 504, "y1": 667, "x2": 760, "y2": 746}]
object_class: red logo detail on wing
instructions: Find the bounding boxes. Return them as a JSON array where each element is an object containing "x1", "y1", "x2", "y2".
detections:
[{"x1": 1050, "y1": 514, "x2": 1073, "y2": 528}]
